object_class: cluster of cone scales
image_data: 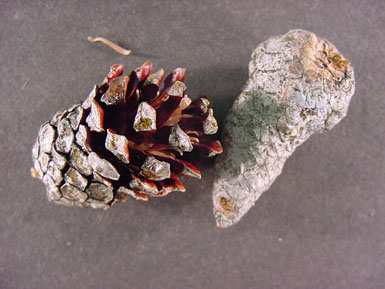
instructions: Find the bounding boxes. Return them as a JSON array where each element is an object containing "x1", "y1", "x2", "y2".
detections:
[{"x1": 32, "y1": 62, "x2": 222, "y2": 208}]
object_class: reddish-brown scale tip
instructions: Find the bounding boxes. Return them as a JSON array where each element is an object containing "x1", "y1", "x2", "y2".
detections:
[
  {"x1": 173, "y1": 68, "x2": 186, "y2": 82},
  {"x1": 135, "y1": 62, "x2": 153, "y2": 82},
  {"x1": 170, "y1": 174, "x2": 186, "y2": 192},
  {"x1": 134, "y1": 191, "x2": 149, "y2": 201},
  {"x1": 102, "y1": 64, "x2": 124, "y2": 86},
  {"x1": 178, "y1": 159, "x2": 201, "y2": 179},
  {"x1": 194, "y1": 140, "x2": 223, "y2": 157}
]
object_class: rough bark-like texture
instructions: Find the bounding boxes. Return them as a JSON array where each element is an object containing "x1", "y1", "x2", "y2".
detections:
[{"x1": 213, "y1": 29, "x2": 355, "y2": 228}]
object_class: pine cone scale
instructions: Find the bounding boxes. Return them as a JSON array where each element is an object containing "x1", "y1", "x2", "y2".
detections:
[
  {"x1": 105, "y1": 129, "x2": 130, "y2": 164},
  {"x1": 64, "y1": 167, "x2": 88, "y2": 191},
  {"x1": 86, "y1": 100, "x2": 104, "y2": 132},
  {"x1": 38, "y1": 123, "x2": 56, "y2": 153},
  {"x1": 60, "y1": 183, "x2": 88, "y2": 203},
  {"x1": 69, "y1": 145, "x2": 93, "y2": 176},
  {"x1": 87, "y1": 152, "x2": 120, "y2": 180}
]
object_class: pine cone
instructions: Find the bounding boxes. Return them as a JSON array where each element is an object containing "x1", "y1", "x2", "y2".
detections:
[{"x1": 32, "y1": 62, "x2": 223, "y2": 209}]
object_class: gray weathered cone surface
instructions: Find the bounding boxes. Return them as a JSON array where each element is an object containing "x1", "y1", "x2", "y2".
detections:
[{"x1": 213, "y1": 29, "x2": 355, "y2": 228}]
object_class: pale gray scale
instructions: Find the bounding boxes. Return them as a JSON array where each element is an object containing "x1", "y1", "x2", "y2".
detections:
[
  {"x1": 117, "y1": 186, "x2": 146, "y2": 201},
  {"x1": 169, "y1": 125, "x2": 193, "y2": 152},
  {"x1": 129, "y1": 178, "x2": 158, "y2": 195},
  {"x1": 50, "y1": 109, "x2": 68, "y2": 126},
  {"x1": 105, "y1": 129, "x2": 130, "y2": 164},
  {"x1": 46, "y1": 161, "x2": 63, "y2": 186},
  {"x1": 144, "y1": 69, "x2": 163, "y2": 86},
  {"x1": 64, "y1": 167, "x2": 88, "y2": 191},
  {"x1": 85, "y1": 198, "x2": 110, "y2": 209},
  {"x1": 42, "y1": 174, "x2": 62, "y2": 201},
  {"x1": 32, "y1": 138, "x2": 39, "y2": 160},
  {"x1": 38, "y1": 152, "x2": 51, "y2": 173},
  {"x1": 38, "y1": 122, "x2": 56, "y2": 153},
  {"x1": 76, "y1": 202, "x2": 90, "y2": 208},
  {"x1": 67, "y1": 105, "x2": 84, "y2": 130},
  {"x1": 133, "y1": 102, "x2": 156, "y2": 132},
  {"x1": 168, "y1": 81, "x2": 186, "y2": 97},
  {"x1": 82, "y1": 85, "x2": 100, "y2": 109},
  {"x1": 140, "y1": 156, "x2": 170, "y2": 181},
  {"x1": 60, "y1": 183, "x2": 88, "y2": 203},
  {"x1": 203, "y1": 108, "x2": 218, "y2": 135},
  {"x1": 75, "y1": 125, "x2": 91, "y2": 153},
  {"x1": 67, "y1": 102, "x2": 81, "y2": 112},
  {"x1": 86, "y1": 182, "x2": 114, "y2": 203},
  {"x1": 51, "y1": 146, "x2": 67, "y2": 170},
  {"x1": 101, "y1": 76, "x2": 127, "y2": 105},
  {"x1": 93, "y1": 172, "x2": 113, "y2": 188},
  {"x1": 69, "y1": 145, "x2": 93, "y2": 176},
  {"x1": 54, "y1": 198, "x2": 77, "y2": 207},
  {"x1": 86, "y1": 100, "x2": 104, "y2": 132},
  {"x1": 55, "y1": 119, "x2": 74, "y2": 154},
  {"x1": 33, "y1": 159, "x2": 44, "y2": 179},
  {"x1": 182, "y1": 166, "x2": 201, "y2": 179},
  {"x1": 87, "y1": 152, "x2": 120, "y2": 180}
]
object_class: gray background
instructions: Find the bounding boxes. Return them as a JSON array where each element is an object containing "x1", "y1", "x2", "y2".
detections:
[{"x1": 1, "y1": 1, "x2": 384, "y2": 288}]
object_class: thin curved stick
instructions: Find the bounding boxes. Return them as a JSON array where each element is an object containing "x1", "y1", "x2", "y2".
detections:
[{"x1": 87, "y1": 36, "x2": 132, "y2": 55}]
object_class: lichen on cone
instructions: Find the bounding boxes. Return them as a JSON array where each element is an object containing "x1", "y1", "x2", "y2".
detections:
[{"x1": 32, "y1": 62, "x2": 223, "y2": 208}]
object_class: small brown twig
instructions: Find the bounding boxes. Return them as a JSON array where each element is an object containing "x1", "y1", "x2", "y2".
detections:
[{"x1": 87, "y1": 36, "x2": 132, "y2": 55}]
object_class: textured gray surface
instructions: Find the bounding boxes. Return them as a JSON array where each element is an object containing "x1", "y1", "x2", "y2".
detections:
[
  {"x1": 0, "y1": 1, "x2": 384, "y2": 288},
  {"x1": 213, "y1": 29, "x2": 355, "y2": 227}
]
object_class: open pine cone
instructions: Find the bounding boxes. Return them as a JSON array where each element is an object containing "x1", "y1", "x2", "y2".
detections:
[{"x1": 32, "y1": 62, "x2": 223, "y2": 209}]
